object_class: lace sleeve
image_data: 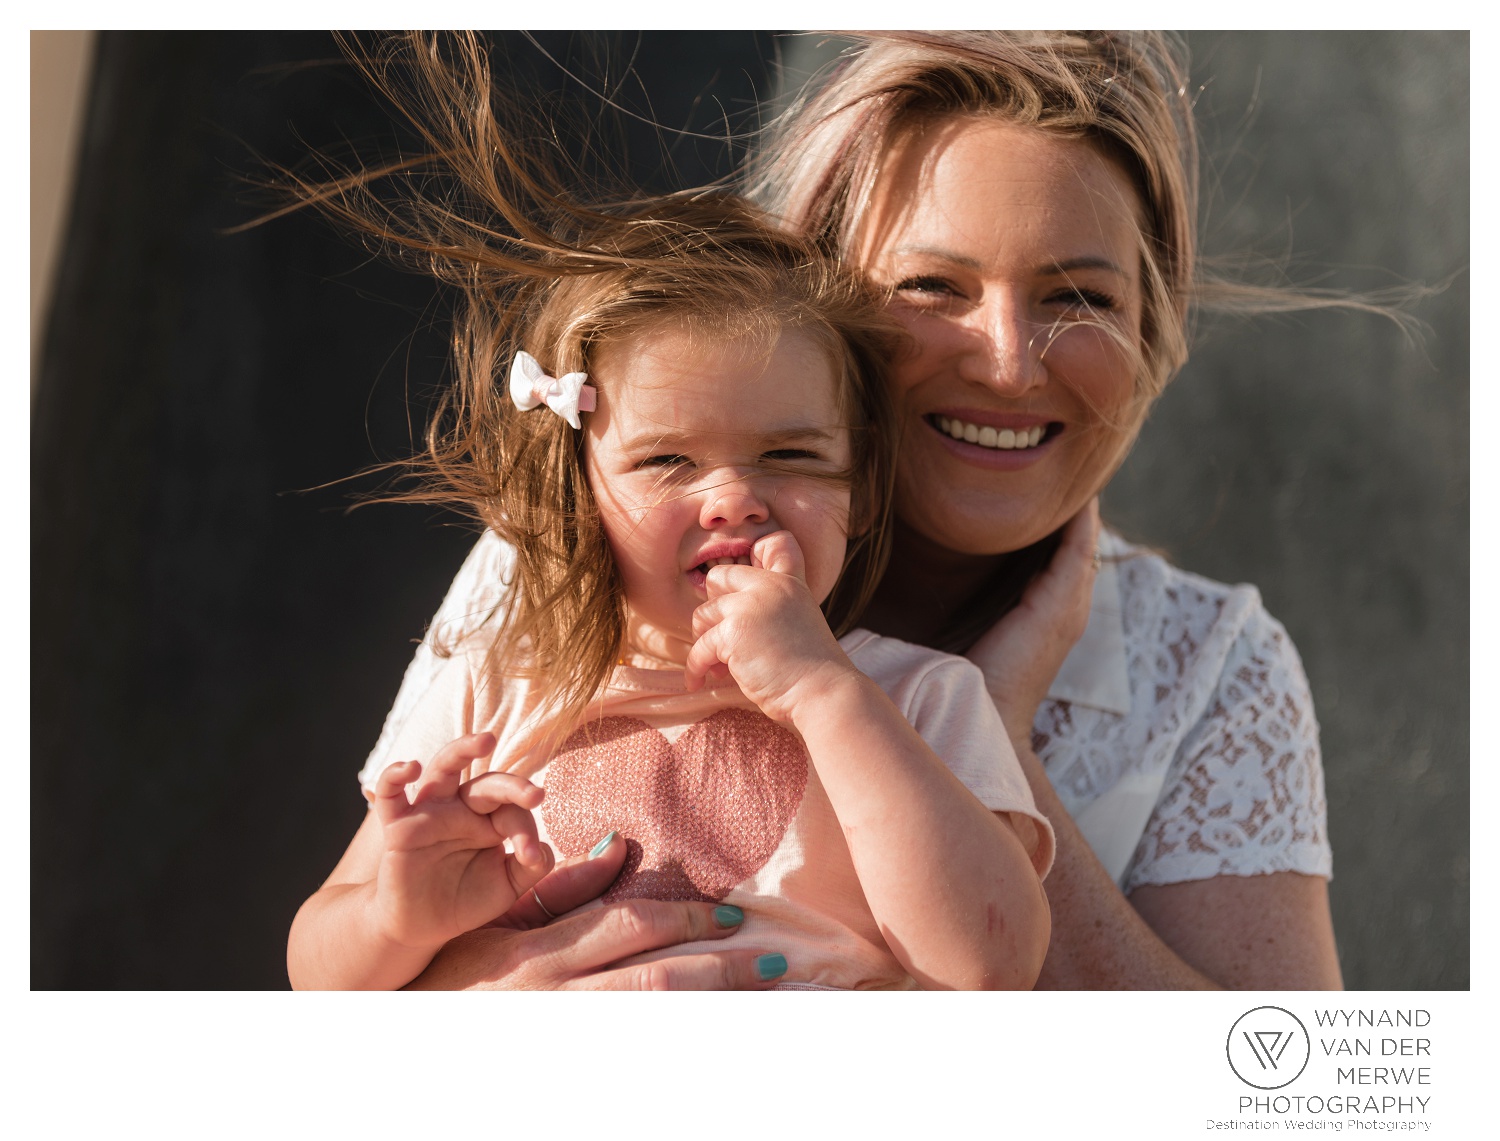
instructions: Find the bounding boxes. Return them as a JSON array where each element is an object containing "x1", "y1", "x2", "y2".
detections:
[
  {"x1": 1123, "y1": 606, "x2": 1333, "y2": 891},
  {"x1": 360, "y1": 530, "x2": 514, "y2": 782}
]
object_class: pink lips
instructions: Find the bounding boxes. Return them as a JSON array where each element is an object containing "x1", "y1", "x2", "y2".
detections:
[{"x1": 686, "y1": 539, "x2": 756, "y2": 591}]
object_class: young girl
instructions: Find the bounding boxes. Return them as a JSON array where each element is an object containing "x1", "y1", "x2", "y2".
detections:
[{"x1": 285, "y1": 35, "x2": 1054, "y2": 990}]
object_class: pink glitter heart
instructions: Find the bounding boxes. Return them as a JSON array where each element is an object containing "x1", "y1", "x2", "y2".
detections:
[{"x1": 542, "y1": 708, "x2": 809, "y2": 903}]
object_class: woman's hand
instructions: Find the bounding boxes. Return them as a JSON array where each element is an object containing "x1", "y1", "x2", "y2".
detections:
[
  {"x1": 964, "y1": 498, "x2": 1100, "y2": 750},
  {"x1": 405, "y1": 832, "x2": 790, "y2": 990}
]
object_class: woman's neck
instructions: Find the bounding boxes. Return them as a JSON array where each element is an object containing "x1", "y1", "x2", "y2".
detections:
[{"x1": 861, "y1": 519, "x2": 1012, "y2": 649}]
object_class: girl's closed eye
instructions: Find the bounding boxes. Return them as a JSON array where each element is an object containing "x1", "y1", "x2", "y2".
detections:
[
  {"x1": 637, "y1": 453, "x2": 691, "y2": 469},
  {"x1": 763, "y1": 448, "x2": 822, "y2": 462}
]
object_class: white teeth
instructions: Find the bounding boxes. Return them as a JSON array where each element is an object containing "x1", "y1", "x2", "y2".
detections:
[
  {"x1": 697, "y1": 555, "x2": 752, "y2": 571},
  {"x1": 935, "y1": 417, "x2": 1048, "y2": 451}
]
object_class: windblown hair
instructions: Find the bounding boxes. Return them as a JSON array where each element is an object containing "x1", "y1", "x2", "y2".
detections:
[
  {"x1": 747, "y1": 31, "x2": 1414, "y2": 651},
  {"x1": 266, "y1": 33, "x2": 904, "y2": 733}
]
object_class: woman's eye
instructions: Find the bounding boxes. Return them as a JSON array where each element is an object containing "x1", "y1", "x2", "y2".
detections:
[
  {"x1": 638, "y1": 454, "x2": 688, "y2": 469},
  {"x1": 1051, "y1": 287, "x2": 1117, "y2": 312},
  {"x1": 893, "y1": 274, "x2": 960, "y2": 297}
]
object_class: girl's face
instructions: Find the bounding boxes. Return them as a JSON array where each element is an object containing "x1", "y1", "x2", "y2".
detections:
[
  {"x1": 584, "y1": 324, "x2": 854, "y2": 666},
  {"x1": 858, "y1": 116, "x2": 1148, "y2": 557}
]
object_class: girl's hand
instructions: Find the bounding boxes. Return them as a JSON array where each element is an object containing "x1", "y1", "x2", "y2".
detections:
[
  {"x1": 683, "y1": 530, "x2": 856, "y2": 725},
  {"x1": 371, "y1": 732, "x2": 554, "y2": 954},
  {"x1": 964, "y1": 498, "x2": 1101, "y2": 751}
]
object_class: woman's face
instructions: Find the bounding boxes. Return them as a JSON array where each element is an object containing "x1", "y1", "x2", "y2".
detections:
[{"x1": 858, "y1": 116, "x2": 1148, "y2": 557}]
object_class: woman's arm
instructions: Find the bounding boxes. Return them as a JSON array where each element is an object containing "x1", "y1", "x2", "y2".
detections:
[
  {"x1": 1013, "y1": 740, "x2": 1340, "y2": 989},
  {"x1": 362, "y1": 531, "x2": 514, "y2": 780},
  {"x1": 967, "y1": 503, "x2": 1342, "y2": 989}
]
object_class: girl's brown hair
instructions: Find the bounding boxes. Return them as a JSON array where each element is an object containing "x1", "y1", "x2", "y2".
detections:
[{"x1": 268, "y1": 33, "x2": 904, "y2": 731}]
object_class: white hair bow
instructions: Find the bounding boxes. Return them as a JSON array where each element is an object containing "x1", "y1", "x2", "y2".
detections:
[{"x1": 508, "y1": 351, "x2": 597, "y2": 430}]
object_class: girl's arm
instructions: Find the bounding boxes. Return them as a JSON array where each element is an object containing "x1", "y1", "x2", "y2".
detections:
[
  {"x1": 787, "y1": 668, "x2": 1050, "y2": 989},
  {"x1": 289, "y1": 809, "x2": 420, "y2": 990},
  {"x1": 687, "y1": 532, "x2": 1049, "y2": 989}
]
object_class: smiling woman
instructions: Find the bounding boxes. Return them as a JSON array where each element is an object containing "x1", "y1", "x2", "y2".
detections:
[{"x1": 859, "y1": 116, "x2": 1148, "y2": 597}]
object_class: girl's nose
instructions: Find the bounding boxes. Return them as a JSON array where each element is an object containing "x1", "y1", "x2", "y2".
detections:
[
  {"x1": 958, "y1": 294, "x2": 1047, "y2": 396},
  {"x1": 700, "y1": 473, "x2": 771, "y2": 529}
]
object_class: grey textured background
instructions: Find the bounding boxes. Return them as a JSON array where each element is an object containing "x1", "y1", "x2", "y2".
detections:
[
  {"x1": 32, "y1": 32, "x2": 1467, "y2": 988},
  {"x1": 1116, "y1": 32, "x2": 1468, "y2": 989}
]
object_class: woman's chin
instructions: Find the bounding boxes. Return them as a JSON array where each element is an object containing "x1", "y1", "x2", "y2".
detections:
[
  {"x1": 889, "y1": 511, "x2": 1053, "y2": 562},
  {"x1": 892, "y1": 474, "x2": 1071, "y2": 558}
]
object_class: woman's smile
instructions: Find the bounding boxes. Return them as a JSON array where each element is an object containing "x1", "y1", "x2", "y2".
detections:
[{"x1": 925, "y1": 412, "x2": 1058, "y2": 469}]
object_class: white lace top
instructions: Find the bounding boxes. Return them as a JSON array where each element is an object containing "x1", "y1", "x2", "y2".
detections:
[{"x1": 362, "y1": 528, "x2": 1332, "y2": 894}]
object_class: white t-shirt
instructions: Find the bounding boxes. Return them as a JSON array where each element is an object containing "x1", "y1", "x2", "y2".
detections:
[
  {"x1": 363, "y1": 528, "x2": 1331, "y2": 894},
  {"x1": 361, "y1": 628, "x2": 1054, "y2": 991}
]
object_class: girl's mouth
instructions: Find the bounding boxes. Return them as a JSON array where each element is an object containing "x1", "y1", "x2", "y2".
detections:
[
  {"x1": 928, "y1": 414, "x2": 1057, "y2": 451},
  {"x1": 687, "y1": 553, "x2": 754, "y2": 590}
]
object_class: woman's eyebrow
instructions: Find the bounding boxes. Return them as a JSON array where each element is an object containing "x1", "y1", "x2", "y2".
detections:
[
  {"x1": 1042, "y1": 256, "x2": 1128, "y2": 277},
  {"x1": 891, "y1": 247, "x2": 1128, "y2": 278},
  {"x1": 891, "y1": 245, "x2": 982, "y2": 269}
]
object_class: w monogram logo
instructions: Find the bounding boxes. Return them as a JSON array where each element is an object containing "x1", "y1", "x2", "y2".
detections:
[
  {"x1": 1242, "y1": 1030, "x2": 1295, "y2": 1070},
  {"x1": 1227, "y1": 1007, "x2": 1311, "y2": 1089}
]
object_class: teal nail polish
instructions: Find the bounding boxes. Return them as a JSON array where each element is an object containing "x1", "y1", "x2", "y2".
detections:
[
  {"x1": 588, "y1": 830, "x2": 618, "y2": 859},
  {"x1": 713, "y1": 905, "x2": 744, "y2": 928},
  {"x1": 755, "y1": 953, "x2": 788, "y2": 981}
]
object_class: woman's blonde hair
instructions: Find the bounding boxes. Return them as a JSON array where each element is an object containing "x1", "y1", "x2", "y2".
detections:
[
  {"x1": 267, "y1": 33, "x2": 903, "y2": 731},
  {"x1": 749, "y1": 31, "x2": 1198, "y2": 406}
]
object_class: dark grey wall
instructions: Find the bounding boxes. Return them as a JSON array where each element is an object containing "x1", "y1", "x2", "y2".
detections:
[
  {"x1": 32, "y1": 32, "x2": 1467, "y2": 989},
  {"x1": 1106, "y1": 33, "x2": 1468, "y2": 988}
]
